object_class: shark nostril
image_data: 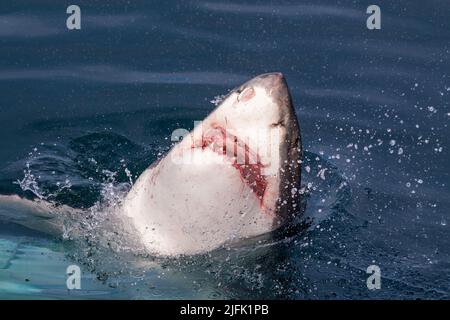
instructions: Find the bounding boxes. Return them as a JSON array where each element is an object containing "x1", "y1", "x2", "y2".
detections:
[{"x1": 238, "y1": 87, "x2": 255, "y2": 102}]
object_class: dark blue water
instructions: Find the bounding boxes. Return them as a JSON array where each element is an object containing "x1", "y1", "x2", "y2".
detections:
[{"x1": 0, "y1": 1, "x2": 449, "y2": 299}]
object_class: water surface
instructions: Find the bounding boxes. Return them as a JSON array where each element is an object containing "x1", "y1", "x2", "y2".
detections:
[{"x1": 0, "y1": 0, "x2": 449, "y2": 299}]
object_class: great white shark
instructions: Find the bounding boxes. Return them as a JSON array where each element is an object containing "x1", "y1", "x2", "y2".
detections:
[{"x1": 0, "y1": 72, "x2": 302, "y2": 257}]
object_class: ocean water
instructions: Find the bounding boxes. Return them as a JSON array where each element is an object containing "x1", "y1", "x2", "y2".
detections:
[{"x1": 0, "y1": 0, "x2": 449, "y2": 299}]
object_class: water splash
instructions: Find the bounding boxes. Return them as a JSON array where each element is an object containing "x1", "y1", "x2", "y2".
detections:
[
  {"x1": 5, "y1": 136, "x2": 352, "y2": 298},
  {"x1": 210, "y1": 94, "x2": 226, "y2": 106},
  {"x1": 14, "y1": 162, "x2": 45, "y2": 200}
]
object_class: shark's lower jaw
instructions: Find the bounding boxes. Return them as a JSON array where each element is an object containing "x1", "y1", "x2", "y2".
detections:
[{"x1": 193, "y1": 125, "x2": 268, "y2": 208}]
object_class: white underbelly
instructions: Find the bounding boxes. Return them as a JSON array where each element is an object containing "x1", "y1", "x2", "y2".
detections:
[{"x1": 123, "y1": 147, "x2": 275, "y2": 256}]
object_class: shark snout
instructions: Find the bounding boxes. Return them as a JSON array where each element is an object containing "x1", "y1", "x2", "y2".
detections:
[
  {"x1": 251, "y1": 72, "x2": 284, "y2": 89},
  {"x1": 247, "y1": 72, "x2": 290, "y2": 102}
]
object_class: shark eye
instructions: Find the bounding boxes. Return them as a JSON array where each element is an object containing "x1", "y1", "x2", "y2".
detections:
[{"x1": 237, "y1": 87, "x2": 255, "y2": 102}]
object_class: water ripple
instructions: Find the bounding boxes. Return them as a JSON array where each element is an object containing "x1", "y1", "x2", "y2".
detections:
[
  {"x1": 197, "y1": 2, "x2": 362, "y2": 19},
  {"x1": 0, "y1": 65, "x2": 249, "y2": 85}
]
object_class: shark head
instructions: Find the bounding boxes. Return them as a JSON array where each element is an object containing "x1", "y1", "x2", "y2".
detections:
[
  {"x1": 126, "y1": 73, "x2": 302, "y2": 256},
  {"x1": 191, "y1": 72, "x2": 302, "y2": 223}
]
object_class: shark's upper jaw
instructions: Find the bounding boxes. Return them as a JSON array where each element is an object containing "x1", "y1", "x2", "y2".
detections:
[{"x1": 188, "y1": 72, "x2": 300, "y2": 216}]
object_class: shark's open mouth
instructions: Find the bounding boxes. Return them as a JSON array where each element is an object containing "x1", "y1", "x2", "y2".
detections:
[{"x1": 195, "y1": 125, "x2": 268, "y2": 206}]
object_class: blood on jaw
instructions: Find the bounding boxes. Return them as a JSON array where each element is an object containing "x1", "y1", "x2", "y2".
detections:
[{"x1": 195, "y1": 125, "x2": 268, "y2": 206}]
